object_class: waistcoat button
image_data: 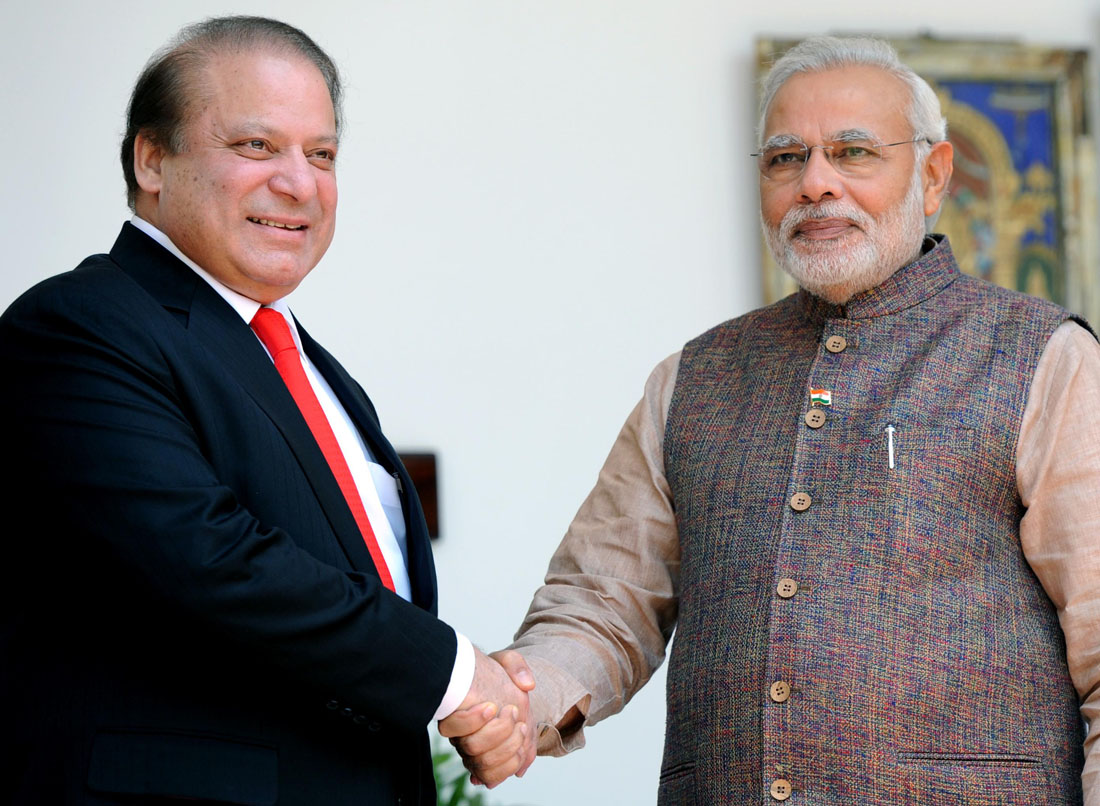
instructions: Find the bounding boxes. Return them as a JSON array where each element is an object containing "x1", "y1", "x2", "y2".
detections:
[
  {"x1": 769, "y1": 681, "x2": 791, "y2": 703},
  {"x1": 776, "y1": 578, "x2": 799, "y2": 598},
  {"x1": 804, "y1": 409, "x2": 827, "y2": 429},
  {"x1": 790, "y1": 492, "x2": 812, "y2": 511},
  {"x1": 825, "y1": 334, "x2": 847, "y2": 353},
  {"x1": 770, "y1": 778, "x2": 793, "y2": 801}
]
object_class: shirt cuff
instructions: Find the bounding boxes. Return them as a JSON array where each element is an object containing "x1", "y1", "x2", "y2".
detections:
[{"x1": 432, "y1": 630, "x2": 475, "y2": 721}]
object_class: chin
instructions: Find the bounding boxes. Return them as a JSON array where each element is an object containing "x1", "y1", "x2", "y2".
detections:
[{"x1": 780, "y1": 240, "x2": 879, "y2": 293}]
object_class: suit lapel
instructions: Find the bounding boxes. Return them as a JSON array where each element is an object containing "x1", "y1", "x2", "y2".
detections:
[
  {"x1": 299, "y1": 325, "x2": 439, "y2": 614},
  {"x1": 108, "y1": 224, "x2": 381, "y2": 578}
]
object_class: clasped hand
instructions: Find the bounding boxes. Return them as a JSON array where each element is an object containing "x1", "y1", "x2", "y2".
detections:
[{"x1": 438, "y1": 648, "x2": 537, "y2": 788}]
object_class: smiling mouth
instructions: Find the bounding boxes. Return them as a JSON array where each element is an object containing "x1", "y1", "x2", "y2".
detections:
[{"x1": 248, "y1": 217, "x2": 305, "y2": 231}]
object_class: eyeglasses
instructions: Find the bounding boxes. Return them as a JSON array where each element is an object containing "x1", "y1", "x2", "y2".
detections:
[{"x1": 751, "y1": 137, "x2": 932, "y2": 182}]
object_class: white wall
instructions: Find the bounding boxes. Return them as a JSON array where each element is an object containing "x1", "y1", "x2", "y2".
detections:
[{"x1": 4, "y1": 3, "x2": 1097, "y2": 804}]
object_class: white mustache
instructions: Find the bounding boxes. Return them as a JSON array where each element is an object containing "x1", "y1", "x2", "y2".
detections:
[{"x1": 779, "y1": 201, "x2": 873, "y2": 240}]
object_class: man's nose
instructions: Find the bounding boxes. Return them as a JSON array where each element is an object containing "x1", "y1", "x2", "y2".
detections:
[
  {"x1": 269, "y1": 151, "x2": 317, "y2": 202},
  {"x1": 796, "y1": 146, "x2": 844, "y2": 204}
]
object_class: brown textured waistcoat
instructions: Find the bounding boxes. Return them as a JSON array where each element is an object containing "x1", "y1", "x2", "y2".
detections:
[{"x1": 660, "y1": 237, "x2": 1084, "y2": 805}]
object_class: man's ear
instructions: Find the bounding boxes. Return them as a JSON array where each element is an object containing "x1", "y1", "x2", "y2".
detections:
[
  {"x1": 922, "y1": 139, "x2": 954, "y2": 218},
  {"x1": 133, "y1": 132, "x2": 166, "y2": 196}
]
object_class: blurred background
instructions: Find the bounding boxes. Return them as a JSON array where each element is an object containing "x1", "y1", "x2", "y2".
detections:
[{"x1": 4, "y1": 3, "x2": 1098, "y2": 803}]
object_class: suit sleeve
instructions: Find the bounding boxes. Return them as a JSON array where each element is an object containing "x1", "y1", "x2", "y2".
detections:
[{"x1": 0, "y1": 268, "x2": 456, "y2": 732}]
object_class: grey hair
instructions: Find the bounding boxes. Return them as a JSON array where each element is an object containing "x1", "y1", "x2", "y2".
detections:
[
  {"x1": 757, "y1": 35, "x2": 947, "y2": 155},
  {"x1": 121, "y1": 16, "x2": 343, "y2": 211}
]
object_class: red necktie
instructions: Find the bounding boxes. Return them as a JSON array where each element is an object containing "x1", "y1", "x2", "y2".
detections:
[{"x1": 250, "y1": 307, "x2": 396, "y2": 592}]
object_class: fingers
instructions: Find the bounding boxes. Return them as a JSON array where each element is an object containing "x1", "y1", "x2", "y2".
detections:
[
  {"x1": 443, "y1": 647, "x2": 540, "y2": 788},
  {"x1": 490, "y1": 649, "x2": 535, "y2": 692},
  {"x1": 438, "y1": 701, "x2": 498, "y2": 739},
  {"x1": 449, "y1": 704, "x2": 518, "y2": 755},
  {"x1": 489, "y1": 651, "x2": 537, "y2": 777},
  {"x1": 453, "y1": 705, "x2": 537, "y2": 787},
  {"x1": 454, "y1": 717, "x2": 531, "y2": 788},
  {"x1": 515, "y1": 731, "x2": 537, "y2": 778}
]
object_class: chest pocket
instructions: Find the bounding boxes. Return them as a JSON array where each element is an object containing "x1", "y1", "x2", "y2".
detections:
[
  {"x1": 880, "y1": 424, "x2": 993, "y2": 577},
  {"x1": 808, "y1": 422, "x2": 997, "y2": 581}
]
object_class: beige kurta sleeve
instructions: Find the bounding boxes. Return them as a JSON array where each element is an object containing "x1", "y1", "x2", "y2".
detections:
[
  {"x1": 1017, "y1": 320, "x2": 1100, "y2": 803},
  {"x1": 510, "y1": 352, "x2": 682, "y2": 756}
]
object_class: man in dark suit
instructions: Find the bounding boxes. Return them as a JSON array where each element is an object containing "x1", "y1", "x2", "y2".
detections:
[{"x1": 0, "y1": 16, "x2": 533, "y2": 804}]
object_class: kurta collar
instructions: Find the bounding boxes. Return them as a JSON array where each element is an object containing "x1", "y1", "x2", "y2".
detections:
[{"x1": 798, "y1": 234, "x2": 961, "y2": 324}]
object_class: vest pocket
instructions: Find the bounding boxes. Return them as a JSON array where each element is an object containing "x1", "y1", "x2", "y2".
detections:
[
  {"x1": 657, "y1": 760, "x2": 697, "y2": 804},
  {"x1": 878, "y1": 424, "x2": 977, "y2": 479},
  {"x1": 897, "y1": 751, "x2": 1042, "y2": 768},
  {"x1": 877, "y1": 424, "x2": 983, "y2": 570}
]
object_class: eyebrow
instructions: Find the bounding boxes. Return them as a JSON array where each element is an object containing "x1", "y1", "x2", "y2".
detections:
[
  {"x1": 759, "y1": 128, "x2": 880, "y2": 150},
  {"x1": 760, "y1": 133, "x2": 804, "y2": 150},
  {"x1": 830, "y1": 128, "x2": 878, "y2": 142},
  {"x1": 228, "y1": 121, "x2": 340, "y2": 147}
]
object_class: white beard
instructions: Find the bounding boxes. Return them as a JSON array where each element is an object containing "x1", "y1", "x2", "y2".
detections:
[{"x1": 763, "y1": 169, "x2": 927, "y2": 304}]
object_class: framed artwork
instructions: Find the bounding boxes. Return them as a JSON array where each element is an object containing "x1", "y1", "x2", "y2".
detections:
[
  {"x1": 755, "y1": 35, "x2": 1098, "y2": 326},
  {"x1": 398, "y1": 452, "x2": 440, "y2": 538}
]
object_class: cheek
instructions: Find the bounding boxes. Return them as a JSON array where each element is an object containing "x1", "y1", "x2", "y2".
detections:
[
  {"x1": 759, "y1": 187, "x2": 790, "y2": 228},
  {"x1": 856, "y1": 171, "x2": 912, "y2": 218},
  {"x1": 849, "y1": 190, "x2": 889, "y2": 220},
  {"x1": 320, "y1": 176, "x2": 338, "y2": 210}
]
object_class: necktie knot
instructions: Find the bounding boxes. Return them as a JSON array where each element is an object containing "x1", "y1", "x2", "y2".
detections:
[{"x1": 250, "y1": 307, "x2": 297, "y2": 359}]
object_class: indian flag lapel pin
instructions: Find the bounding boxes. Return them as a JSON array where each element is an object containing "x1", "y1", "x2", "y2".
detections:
[{"x1": 809, "y1": 388, "x2": 832, "y2": 407}]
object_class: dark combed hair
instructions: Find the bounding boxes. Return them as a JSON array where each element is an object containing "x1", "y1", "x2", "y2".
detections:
[{"x1": 120, "y1": 15, "x2": 343, "y2": 210}]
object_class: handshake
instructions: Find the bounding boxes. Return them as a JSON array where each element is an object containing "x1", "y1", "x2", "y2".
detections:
[{"x1": 438, "y1": 648, "x2": 539, "y2": 788}]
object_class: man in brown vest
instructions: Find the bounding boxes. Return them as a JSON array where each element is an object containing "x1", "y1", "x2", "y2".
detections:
[{"x1": 443, "y1": 35, "x2": 1100, "y2": 804}]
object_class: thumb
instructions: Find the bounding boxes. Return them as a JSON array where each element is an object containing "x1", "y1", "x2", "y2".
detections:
[{"x1": 491, "y1": 649, "x2": 535, "y2": 692}]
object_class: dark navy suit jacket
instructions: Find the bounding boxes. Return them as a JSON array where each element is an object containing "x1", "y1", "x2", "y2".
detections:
[{"x1": 0, "y1": 223, "x2": 455, "y2": 805}]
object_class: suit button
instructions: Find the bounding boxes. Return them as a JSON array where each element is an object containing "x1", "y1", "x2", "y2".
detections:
[
  {"x1": 790, "y1": 492, "x2": 811, "y2": 511},
  {"x1": 777, "y1": 578, "x2": 799, "y2": 598},
  {"x1": 804, "y1": 409, "x2": 826, "y2": 429},
  {"x1": 770, "y1": 778, "x2": 793, "y2": 801},
  {"x1": 368, "y1": 721, "x2": 383, "y2": 732},
  {"x1": 825, "y1": 334, "x2": 847, "y2": 353},
  {"x1": 352, "y1": 714, "x2": 368, "y2": 726},
  {"x1": 769, "y1": 681, "x2": 791, "y2": 703},
  {"x1": 325, "y1": 700, "x2": 340, "y2": 711},
  {"x1": 340, "y1": 707, "x2": 353, "y2": 719}
]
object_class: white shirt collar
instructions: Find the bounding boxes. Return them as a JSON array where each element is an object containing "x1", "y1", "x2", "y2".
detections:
[
  {"x1": 127, "y1": 219, "x2": 414, "y2": 602},
  {"x1": 130, "y1": 216, "x2": 300, "y2": 347}
]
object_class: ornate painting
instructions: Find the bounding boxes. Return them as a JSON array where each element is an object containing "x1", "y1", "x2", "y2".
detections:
[{"x1": 755, "y1": 36, "x2": 1097, "y2": 326}]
